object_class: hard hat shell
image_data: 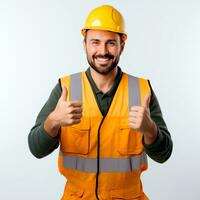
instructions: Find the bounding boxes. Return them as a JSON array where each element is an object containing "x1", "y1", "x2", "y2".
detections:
[{"x1": 81, "y1": 5, "x2": 127, "y2": 40}]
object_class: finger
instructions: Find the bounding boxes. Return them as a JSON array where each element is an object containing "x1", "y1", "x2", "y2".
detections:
[
  {"x1": 70, "y1": 113, "x2": 82, "y2": 119},
  {"x1": 130, "y1": 121, "x2": 141, "y2": 129},
  {"x1": 70, "y1": 118, "x2": 81, "y2": 125},
  {"x1": 131, "y1": 106, "x2": 145, "y2": 113},
  {"x1": 72, "y1": 107, "x2": 82, "y2": 114},
  {"x1": 130, "y1": 112, "x2": 143, "y2": 119},
  {"x1": 67, "y1": 106, "x2": 82, "y2": 114},
  {"x1": 130, "y1": 111, "x2": 138, "y2": 117},
  {"x1": 130, "y1": 116, "x2": 141, "y2": 124},
  {"x1": 67, "y1": 101, "x2": 82, "y2": 107},
  {"x1": 72, "y1": 119, "x2": 81, "y2": 124},
  {"x1": 129, "y1": 122, "x2": 138, "y2": 130},
  {"x1": 60, "y1": 85, "x2": 68, "y2": 101},
  {"x1": 129, "y1": 122, "x2": 137, "y2": 127},
  {"x1": 142, "y1": 93, "x2": 151, "y2": 108}
]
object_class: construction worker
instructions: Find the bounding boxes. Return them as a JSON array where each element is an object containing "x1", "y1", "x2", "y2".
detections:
[{"x1": 28, "y1": 5, "x2": 173, "y2": 200}]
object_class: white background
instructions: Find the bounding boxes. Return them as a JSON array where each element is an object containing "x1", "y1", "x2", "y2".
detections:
[{"x1": 0, "y1": 0, "x2": 200, "y2": 199}]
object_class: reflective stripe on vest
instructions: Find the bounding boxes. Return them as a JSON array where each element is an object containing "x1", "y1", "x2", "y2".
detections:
[
  {"x1": 70, "y1": 72, "x2": 82, "y2": 101},
  {"x1": 70, "y1": 72, "x2": 141, "y2": 107},
  {"x1": 128, "y1": 74, "x2": 141, "y2": 108},
  {"x1": 60, "y1": 151, "x2": 147, "y2": 172}
]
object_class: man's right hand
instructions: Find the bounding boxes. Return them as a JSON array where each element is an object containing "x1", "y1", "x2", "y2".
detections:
[{"x1": 44, "y1": 85, "x2": 82, "y2": 137}]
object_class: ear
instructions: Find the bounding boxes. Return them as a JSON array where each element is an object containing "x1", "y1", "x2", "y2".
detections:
[{"x1": 120, "y1": 41, "x2": 125, "y2": 55}]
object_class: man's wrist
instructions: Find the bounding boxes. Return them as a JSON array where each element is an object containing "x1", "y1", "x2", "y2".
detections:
[
  {"x1": 143, "y1": 121, "x2": 158, "y2": 145},
  {"x1": 44, "y1": 112, "x2": 61, "y2": 137}
]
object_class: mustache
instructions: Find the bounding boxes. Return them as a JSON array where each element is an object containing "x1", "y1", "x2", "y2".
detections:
[{"x1": 93, "y1": 54, "x2": 114, "y2": 59}]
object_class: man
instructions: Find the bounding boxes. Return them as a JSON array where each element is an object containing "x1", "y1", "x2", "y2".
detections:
[{"x1": 28, "y1": 5, "x2": 173, "y2": 200}]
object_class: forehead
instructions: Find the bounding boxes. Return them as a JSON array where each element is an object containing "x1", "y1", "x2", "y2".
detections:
[{"x1": 86, "y1": 29, "x2": 120, "y2": 41}]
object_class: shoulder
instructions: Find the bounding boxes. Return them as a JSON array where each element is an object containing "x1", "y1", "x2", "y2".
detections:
[
  {"x1": 123, "y1": 72, "x2": 150, "y2": 88},
  {"x1": 59, "y1": 71, "x2": 84, "y2": 82},
  {"x1": 122, "y1": 71, "x2": 149, "y2": 81}
]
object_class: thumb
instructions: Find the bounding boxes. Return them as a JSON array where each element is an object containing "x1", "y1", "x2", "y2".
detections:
[
  {"x1": 60, "y1": 85, "x2": 68, "y2": 101},
  {"x1": 142, "y1": 93, "x2": 151, "y2": 108}
]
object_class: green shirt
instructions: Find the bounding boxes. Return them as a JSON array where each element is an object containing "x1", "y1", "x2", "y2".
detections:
[
  {"x1": 86, "y1": 67, "x2": 123, "y2": 117},
  {"x1": 28, "y1": 67, "x2": 173, "y2": 163}
]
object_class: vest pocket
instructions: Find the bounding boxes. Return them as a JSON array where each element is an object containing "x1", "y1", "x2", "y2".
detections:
[
  {"x1": 68, "y1": 188, "x2": 84, "y2": 198},
  {"x1": 118, "y1": 125, "x2": 143, "y2": 155},
  {"x1": 111, "y1": 189, "x2": 142, "y2": 199},
  {"x1": 62, "y1": 187, "x2": 84, "y2": 200},
  {"x1": 61, "y1": 119, "x2": 90, "y2": 155}
]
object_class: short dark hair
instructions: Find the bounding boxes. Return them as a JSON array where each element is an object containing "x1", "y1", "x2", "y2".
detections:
[{"x1": 83, "y1": 30, "x2": 124, "y2": 43}]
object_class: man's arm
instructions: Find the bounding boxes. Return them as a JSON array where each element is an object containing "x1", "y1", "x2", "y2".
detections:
[
  {"x1": 142, "y1": 82, "x2": 173, "y2": 163},
  {"x1": 28, "y1": 82, "x2": 83, "y2": 158},
  {"x1": 28, "y1": 83, "x2": 61, "y2": 158}
]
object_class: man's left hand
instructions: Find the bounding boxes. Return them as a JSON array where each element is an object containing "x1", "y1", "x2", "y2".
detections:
[{"x1": 129, "y1": 93, "x2": 158, "y2": 145}]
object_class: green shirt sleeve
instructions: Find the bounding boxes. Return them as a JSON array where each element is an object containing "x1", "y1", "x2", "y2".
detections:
[
  {"x1": 28, "y1": 83, "x2": 61, "y2": 158},
  {"x1": 142, "y1": 81, "x2": 173, "y2": 163}
]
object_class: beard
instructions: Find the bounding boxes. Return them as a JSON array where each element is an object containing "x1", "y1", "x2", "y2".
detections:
[{"x1": 86, "y1": 51, "x2": 120, "y2": 75}]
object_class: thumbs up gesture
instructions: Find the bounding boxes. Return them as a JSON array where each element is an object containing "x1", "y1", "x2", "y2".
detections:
[
  {"x1": 44, "y1": 85, "x2": 82, "y2": 137},
  {"x1": 129, "y1": 93, "x2": 157, "y2": 144}
]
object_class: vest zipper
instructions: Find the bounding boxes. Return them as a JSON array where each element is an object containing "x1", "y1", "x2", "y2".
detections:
[{"x1": 95, "y1": 116, "x2": 106, "y2": 200}]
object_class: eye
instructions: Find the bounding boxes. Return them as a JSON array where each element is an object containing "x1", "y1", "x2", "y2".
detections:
[
  {"x1": 107, "y1": 41, "x2": 116, "y2": 46},
  {"x1": 91, "y1": 40, "x2": 100, "y2": 46}
]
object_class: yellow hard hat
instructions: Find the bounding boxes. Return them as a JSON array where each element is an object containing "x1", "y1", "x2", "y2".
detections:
[{"x1": 81, "y1": 5, "x2": 127, "y2": 41}]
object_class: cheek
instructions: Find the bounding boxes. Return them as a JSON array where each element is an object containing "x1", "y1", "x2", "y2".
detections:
[
  {"x1": 86, "y1": 45, "x2": 96, "y2": 56},
  {"x1": 117, "y1": 47, "x2": 123, "y2": 56},
  {"x1": 109, "y1": 45, "x2": 122, "y2": 55},
  {"x1": 110, "y1": 49, "x2": 121, "y2": 57}
]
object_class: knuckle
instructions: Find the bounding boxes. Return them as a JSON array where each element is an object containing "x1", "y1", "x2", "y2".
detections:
[
  {"x1": 72, "y1": 119, "x2": 80, "y2": 124},
  {"x1": 68, "y1": 114, "x2": 73, "y2": 119},
  {"x1": 68, "y1": 107, "x2": 73, "y2": 113},
  {"x1": 68, "y1": 119, "x2": 74, "y2": 124}
]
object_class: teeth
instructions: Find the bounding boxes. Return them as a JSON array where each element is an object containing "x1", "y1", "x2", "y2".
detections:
[{"x1": 96, "y1": 58, "x2": 109, "y2": 61}]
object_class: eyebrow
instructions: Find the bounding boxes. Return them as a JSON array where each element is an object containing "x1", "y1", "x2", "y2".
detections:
[{"x1": 89, "y1": 39, "x2": 117, "y2": 42}]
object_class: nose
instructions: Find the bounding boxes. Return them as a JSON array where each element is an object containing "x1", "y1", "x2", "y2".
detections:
[{"x1": 98, "y1": 43, "x2": 108, "y2": 55}]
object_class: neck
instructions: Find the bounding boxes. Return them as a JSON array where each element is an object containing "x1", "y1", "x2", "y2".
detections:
[{"x1": 90, "y1": 67, "x2": 118, "y2": 93}]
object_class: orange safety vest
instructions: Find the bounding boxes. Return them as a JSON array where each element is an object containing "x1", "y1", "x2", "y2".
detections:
[{"x1": 58, "y1": 71, "x2": 151, "y2": 200}]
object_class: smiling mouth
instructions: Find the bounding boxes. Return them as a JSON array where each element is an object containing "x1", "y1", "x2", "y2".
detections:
[{"x1": 95, "y1": 57, "x2": 111, "y2": 65}]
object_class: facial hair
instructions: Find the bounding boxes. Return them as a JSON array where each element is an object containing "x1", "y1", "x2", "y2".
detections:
[{"x1": 86, "y1": 50, "x2": 120, "y2": 75}]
